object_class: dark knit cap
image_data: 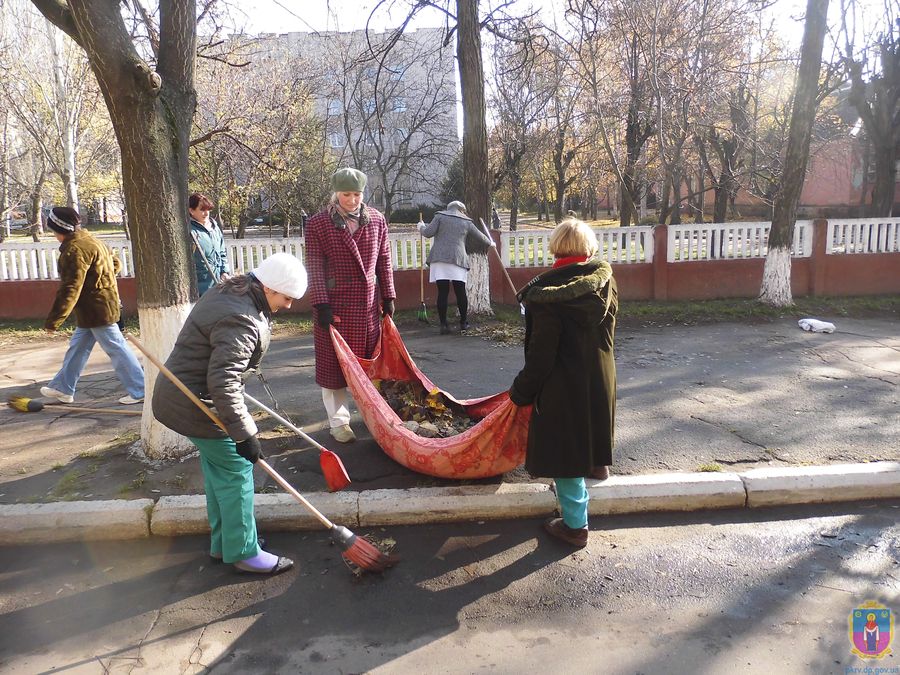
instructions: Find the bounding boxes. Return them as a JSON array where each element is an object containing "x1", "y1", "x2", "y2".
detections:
[{"x1": 47, "y1": 207, "x2": 80, "y2": 234}]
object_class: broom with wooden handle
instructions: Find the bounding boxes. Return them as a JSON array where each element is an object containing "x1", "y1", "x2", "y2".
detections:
[
  {"x1": 479, "y1": 218, "x2": 523, "y2": 311},
  {"x1": 244, "y1": 392, "x2": 350, "y2": 492},
  {"x1": 126, "y1": 334, "x2": 391, "y2": 573},
  {"x1": 8, "y1": 397, "x2": 142, "y2": 416}
]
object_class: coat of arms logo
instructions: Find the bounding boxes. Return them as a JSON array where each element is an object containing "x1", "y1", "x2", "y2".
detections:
[{"x1": 849, "y1": 601, "x2": 894, "y2": 659}]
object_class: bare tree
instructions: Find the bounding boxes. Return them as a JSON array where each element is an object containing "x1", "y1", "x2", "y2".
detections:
[
  {"x1": 32, "y1": 0, "x2": 199, "y2": 458},
  {"x1": 760, "y1": 0, "x2": 830, "y2": 306},
  {"x1": 329, "y1": 28, "x2": 457, "y2": 220},
  {"x1": 841, "y1": 0, "x2": 898, "y2": 217},
  {"x1": 488, "y1": 20, "x2": 551, "y2": 231},
  {"x1": 191, "y1": 38, "x2": 331, "y2": 237}
]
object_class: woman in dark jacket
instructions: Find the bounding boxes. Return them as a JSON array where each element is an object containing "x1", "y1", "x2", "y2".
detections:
[
  {"x1": 152, "y1": 252, "x2": 307, "y2": 575},
  {"x1": 510, "y1": 218, "x2": 618, "y2": 548}
]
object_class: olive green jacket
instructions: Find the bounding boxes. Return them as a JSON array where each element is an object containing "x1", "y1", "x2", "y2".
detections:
[{"x1": 45, "y1": 230, "x2": 122, "y2": 330}]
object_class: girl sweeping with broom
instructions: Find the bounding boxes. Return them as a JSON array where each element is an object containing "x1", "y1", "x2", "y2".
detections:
[{"x1": 151, "y1": 252, "x2": 307, "y2": 575}]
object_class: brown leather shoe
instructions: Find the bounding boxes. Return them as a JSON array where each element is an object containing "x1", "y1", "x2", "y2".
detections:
[
  {"x1": 543, "y1": 518, "x2": 588, "y2": 548},
  {"x1": 590, "y1": 466, "x2": 610, "y2": 480}
]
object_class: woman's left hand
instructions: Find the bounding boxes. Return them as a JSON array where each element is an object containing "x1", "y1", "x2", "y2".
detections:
[{"x1": 382, "y1": 299, "x2": 395, "y2": 317}]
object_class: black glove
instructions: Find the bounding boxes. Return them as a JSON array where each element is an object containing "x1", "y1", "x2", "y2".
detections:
[
  {"x1": 382, "y1": 298, "x2": 395, "y2": 317},
  {"x1": 235, "y1": 435, "x2": 262, "y2": 463},
  {"x1": 315, "y1": 303, "x2": 334, "y2": 328}
]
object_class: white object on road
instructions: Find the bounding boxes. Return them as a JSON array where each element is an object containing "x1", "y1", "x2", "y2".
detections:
[{"x1": 798, "y1": 318, "x2": 835, "y2": 333}]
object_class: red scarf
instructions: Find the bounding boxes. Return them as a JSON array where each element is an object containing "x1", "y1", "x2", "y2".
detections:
[{"x1": 553, "y1": 255, "x2": 589, "y2": 269}]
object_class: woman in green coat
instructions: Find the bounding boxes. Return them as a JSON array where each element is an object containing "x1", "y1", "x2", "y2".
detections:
[{"x1": 510, "y1": 218, "x2": 618, "y2": 548}]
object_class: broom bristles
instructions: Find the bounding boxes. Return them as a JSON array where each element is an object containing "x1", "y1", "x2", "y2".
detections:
[
  {"x1": 320, "y1": 449, "x2": 351, "y2": 492},
  {"x1": 8, "y1": 396, "x2": 41, "y2": 412},
  {"x1": 342, "y1": 536, "x2": 393, "y2": 572}
]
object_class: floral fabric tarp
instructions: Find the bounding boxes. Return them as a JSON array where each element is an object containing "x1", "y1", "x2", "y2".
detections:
[{"x1": 331, "y1": 317, "x2": 530, "y2": 478}]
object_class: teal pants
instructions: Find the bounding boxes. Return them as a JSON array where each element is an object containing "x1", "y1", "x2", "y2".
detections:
[
  {"x1": 555, "y1": 477, "x2": 589, "y2": 529},
  {"x1": 189, "y1": 436, "x2": 260, "y2": 563}
]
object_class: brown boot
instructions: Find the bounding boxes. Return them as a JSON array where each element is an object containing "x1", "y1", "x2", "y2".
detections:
[
  {"x1": 590, "y1": 466, "x2": 610, "y2": 481},
  {"x1": 543, "y1": 518, "x2": 588, "y2": 548}
]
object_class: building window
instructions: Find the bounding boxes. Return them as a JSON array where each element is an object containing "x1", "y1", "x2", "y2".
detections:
[
  {"x1": 327, "y1": 99, "x2": 341, "y2": 116},
  {"x1": 329, "y1": 132, "x2": 345, "y2": 148},
  {"x1": 392, "y1": 98, "x2": 407, "y2": 113},
  {"x1": 363, "y1": 98, "x2": 377, "y2": 115}
]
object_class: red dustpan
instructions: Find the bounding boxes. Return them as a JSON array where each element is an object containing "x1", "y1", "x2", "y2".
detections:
[{"x1": 244, "y1": 393, "x2": 351, "y2": 492}]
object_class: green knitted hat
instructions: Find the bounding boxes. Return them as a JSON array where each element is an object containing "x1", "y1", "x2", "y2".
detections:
[{"x1": 331, "y1": 168, "x2": 367, "y2": 192}]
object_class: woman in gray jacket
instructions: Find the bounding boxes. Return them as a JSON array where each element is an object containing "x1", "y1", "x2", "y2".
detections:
[
  {"x1": 152, "y1": 252, "x2": 307, "y2": 575},
  {"x1": 418, "y1": 201, "x2": 492, "y2": 334}
]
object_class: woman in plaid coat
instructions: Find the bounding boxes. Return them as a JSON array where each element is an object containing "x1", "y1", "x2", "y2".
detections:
[{"x1": 305, "y1": 168, "x2": 396, "y2": 443}]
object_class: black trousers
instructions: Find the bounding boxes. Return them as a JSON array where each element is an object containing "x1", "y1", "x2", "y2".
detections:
[{"x1": 435, "y1": 279, "x2": 467, "y2": 325}]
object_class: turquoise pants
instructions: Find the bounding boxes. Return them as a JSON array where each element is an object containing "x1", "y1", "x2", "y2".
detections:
[
  {"x1": 555, "y1": 477, "x2": 589, "y2": 529},
  {"x1": 189, "y1": 436, "x2": 260, "y2": 563}
]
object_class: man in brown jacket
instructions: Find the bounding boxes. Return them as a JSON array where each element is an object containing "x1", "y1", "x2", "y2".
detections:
[{"x1": 40, "y1": 207, "x2": 145, "y2": 405}]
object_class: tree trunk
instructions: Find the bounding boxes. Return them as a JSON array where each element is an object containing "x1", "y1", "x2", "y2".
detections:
[
  {"x1": 669, "y1": 168, "x2": 682, "y2": 225},
  {"x1": 34, "y1": 0, "x2": 199, "y2": 458},
  {"x1": 760, "y1": 0, "x2": 829, "y2": 307},
  {"x1": 869, "y1": 147, "x2": 897, "y2": 217},
  {"x1": 554, "y1": 175, "x2": 565, "y2": 223},
  {"x1": 659, "y1": 173, "x2": 672, "y2": 224},
  {"x1": 713, "y1": 184, "x2": 728, "y2": 223},
  {"x1": 1, "y1": 112, "x2": 9, "y2": 240},
  {"x1": 47, "y1": 20, "x2": 78, "y2": 209},
  {"x1": 457, "y1": 0, "x2": 492, "y2": 316},
  {"x1": 466, "y1": 252, "x2": 491, "y2": 314},
  {"x1": 30, "y1": 174, "x2": 45, "y2": 242},
  {"x1": 509, "y1": 174, "x2": 520, "y2": 231},
  {"x1": 695, "y1": 169, "x2": 705, "y2": 223},
  {"x1": 620, "y1": 168, "x2": 636, "y2": 227}
]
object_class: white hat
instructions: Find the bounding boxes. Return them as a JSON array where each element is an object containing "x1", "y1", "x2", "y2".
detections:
[
  {"x1": 446, "y1": 201, "x2": 467, "y2": 216},
  {"x1": 252, "y1": 252, "x2": 308, "y2": 299}
]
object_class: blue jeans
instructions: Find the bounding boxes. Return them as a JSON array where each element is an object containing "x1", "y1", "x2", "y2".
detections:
[
  {"x1": 49, "y1": 324, "x2": 144, "y2": 398},
  {"x1": 555, "y1": 477, "x2": 589, "y2": 529}
]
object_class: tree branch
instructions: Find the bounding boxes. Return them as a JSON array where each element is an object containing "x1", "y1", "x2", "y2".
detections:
[
  {"x1": 30, "y1": 0, "x2": 82, "y2": 47},
  {"x1": 189, "y1": 127, "x2": 231, "y2": 147}
]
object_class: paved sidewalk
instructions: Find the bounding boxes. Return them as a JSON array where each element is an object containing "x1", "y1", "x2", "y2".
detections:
[{"x1": 1, "y1": 316, "x2": 898, "y2": 543}]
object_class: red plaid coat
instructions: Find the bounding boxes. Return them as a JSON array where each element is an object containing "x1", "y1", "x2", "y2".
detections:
[{"x1": 306, "y1": 204, "x2": 396, "y2": 388}]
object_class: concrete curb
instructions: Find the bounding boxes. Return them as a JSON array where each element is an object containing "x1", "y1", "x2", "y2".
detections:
[
  {"x1": 0, "y1": 499, "x2": 153, "y2": 544},
  {"x1": 588, "y1": 472, "x2": 747, "y2": 514},
  {"x1": 742, "y1": 462, "x2": 900, "y2": 507},
  {"x1": 1, "y1": 462, "x2": 898, "y2": 545}
]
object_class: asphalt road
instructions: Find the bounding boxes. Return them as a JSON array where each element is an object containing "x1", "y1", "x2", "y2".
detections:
[{"x1": 1, "y1": 501, "x2": 897, "y2": 673}]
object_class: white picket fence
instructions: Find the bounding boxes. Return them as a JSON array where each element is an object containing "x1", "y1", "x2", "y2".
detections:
[
  {"x1": 828, "y1": 218, "x2": 900, "y2": 254},
  {"x1": 2, "y1": 218, "x2": 898, "y2": 281},
  {"x1": 667, "y1": 221, "x2": 813, "y2": 262}
]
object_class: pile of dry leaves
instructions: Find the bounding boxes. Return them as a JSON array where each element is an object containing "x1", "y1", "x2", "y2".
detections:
[{"x1": 373, "y1": 378, "x2": 482, "y2": 438}]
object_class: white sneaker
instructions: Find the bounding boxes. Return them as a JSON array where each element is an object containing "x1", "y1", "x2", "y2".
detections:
[
  {"x1": 118, "y1": 395, "x2": 144, "y2": 405},
  {"x1": 41, "y1": 386, "x2": 73, "y2": 404},
  {"x1": 330, "y1": 424, "x2": 356, "y2": 443}
]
